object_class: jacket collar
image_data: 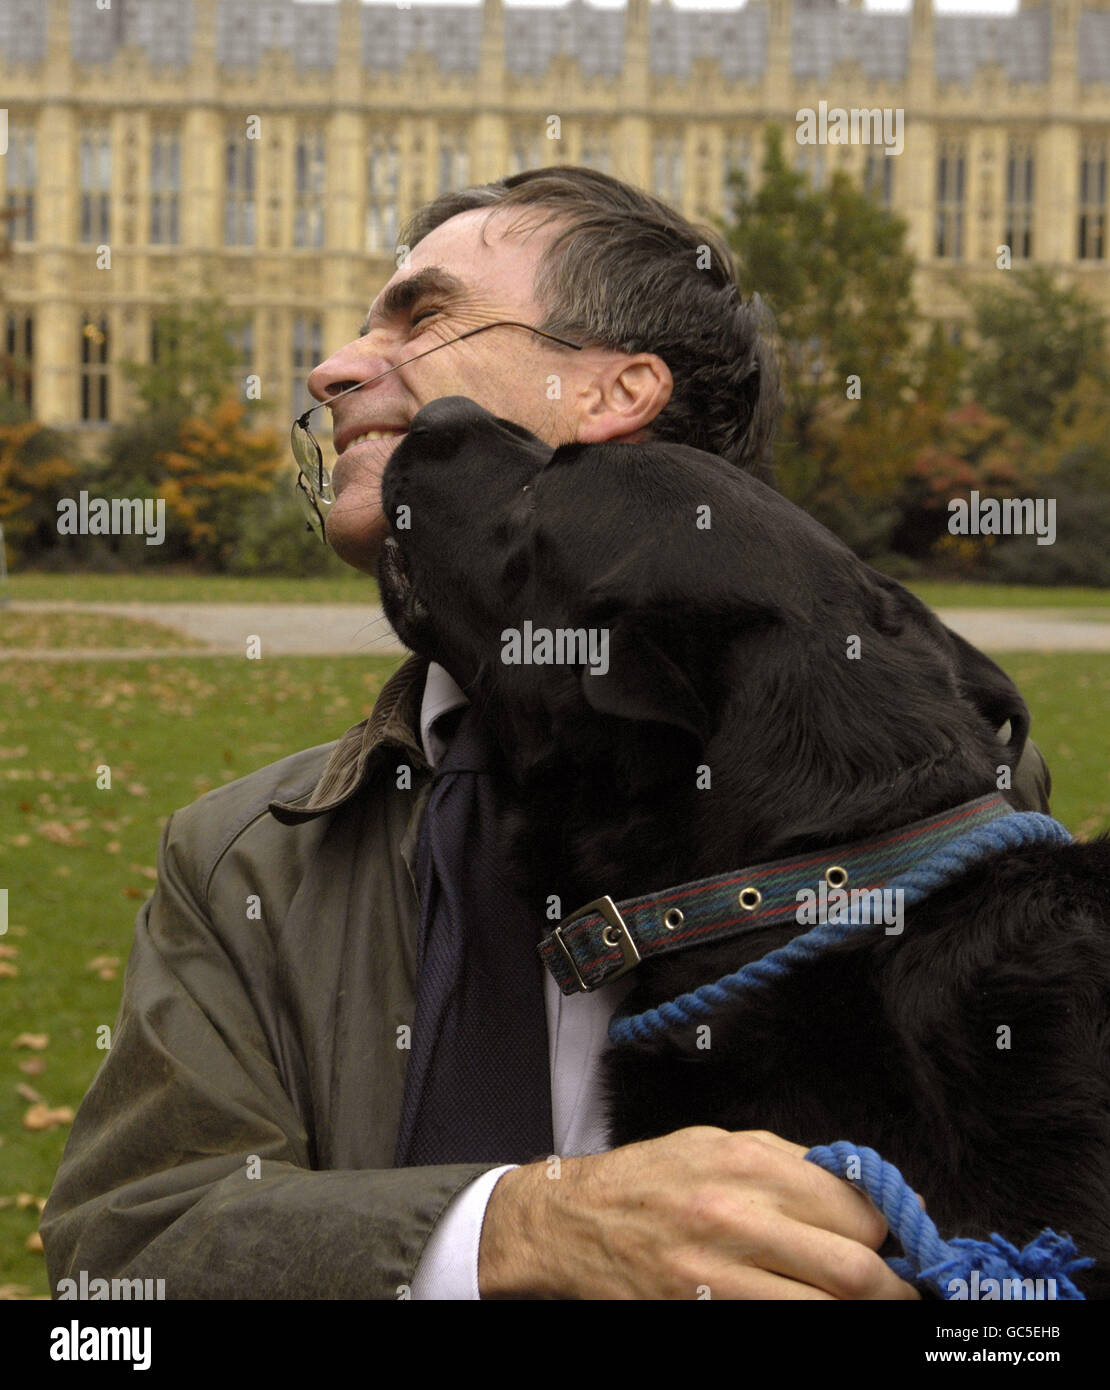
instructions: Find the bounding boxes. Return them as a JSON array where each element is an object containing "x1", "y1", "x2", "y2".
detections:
[{"x1": 269, "y1": 654, "x2": 431, "y2": 824}]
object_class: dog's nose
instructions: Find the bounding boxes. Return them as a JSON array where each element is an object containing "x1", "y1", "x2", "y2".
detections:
[{"x1": 409, "y1": 395, "x2": 496, "y2": 437}]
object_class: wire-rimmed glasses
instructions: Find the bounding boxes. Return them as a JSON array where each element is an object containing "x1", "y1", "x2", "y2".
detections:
[{"x1": 291, "y1": 321, "x2": 584, "y2": 540}]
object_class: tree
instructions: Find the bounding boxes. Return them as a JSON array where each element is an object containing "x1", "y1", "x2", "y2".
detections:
[
  {"x1": 988, "y1": 371, "x2": 1110, "y2": 586},
  {"x1": 98, "y1": 296, "x2": 316, "y2": 572},
  {"x1": 121, "y1": 296, "x2": 245, "y2": 421},
  {"x1": 966, "y1": 267, "x2": 1109, "y2": 444},
  {"x1": 723, "y1": 124, "x2": 922, "y2": 533}
]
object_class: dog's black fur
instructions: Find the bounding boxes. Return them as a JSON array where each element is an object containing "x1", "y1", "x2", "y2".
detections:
[{"x1": 380, "y1": 396, "x2": 1110, "y2": 1297}]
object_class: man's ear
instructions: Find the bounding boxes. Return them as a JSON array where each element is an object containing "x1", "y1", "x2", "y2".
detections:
[
  {"x1": 573, "y1": 353, "x2": 674, "y2": 445},
  {"x1": 577, "y1": 610, "x2": 710, "y2": 744}
]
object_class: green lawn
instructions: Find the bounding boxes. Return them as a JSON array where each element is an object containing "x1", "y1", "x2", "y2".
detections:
[
  {"x1": 3, "y1": 572, "x2": 1106, "y2": 612},
  {"x1": 0, "y1": 647, "x2": 1107, "y2": 1297},
  {"x1": 0, "y1": 611, "x2": 205, "y2": 651},
  {"x1": 907, "y1": 582, "x2": 1109, "y2": 612},
  {"x1": 2, "y1": 571, "x2": 378, "y2": 604},
  {"x1": 0, "y1": 652, "x2": 404, "y2": 1297}
]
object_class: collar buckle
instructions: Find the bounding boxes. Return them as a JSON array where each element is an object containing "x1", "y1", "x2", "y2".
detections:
[{"x1": 552, "y1": 895, "x2": 641, "y2": 993}]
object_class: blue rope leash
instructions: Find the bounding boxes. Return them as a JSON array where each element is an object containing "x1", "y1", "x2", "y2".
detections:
[
  {"x1": 609, "y1": 812, "x2": 1073, "y2": 1046},
  {"x1": 806, "y1": 1143, "x2": 1092, "y2": 1299}
]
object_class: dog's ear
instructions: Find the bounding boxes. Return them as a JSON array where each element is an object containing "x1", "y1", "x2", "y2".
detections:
[
  {"x1": 867, "y1": 574, "x2": 1030, "y2": 768},
  {"x1": 578, "y1": 610, "x2": 710, "y2": 743},
  {"x1": 942, "y1": 624, "x2": 1030, "y2": 767}
]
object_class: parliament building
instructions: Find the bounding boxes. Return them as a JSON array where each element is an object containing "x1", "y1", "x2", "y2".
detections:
[{"x1": 1, "y1": 0, "x2": 1109, "y2": 442}]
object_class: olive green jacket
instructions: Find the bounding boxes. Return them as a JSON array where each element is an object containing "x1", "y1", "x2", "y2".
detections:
[
  {"x1": 40, "y1": 653, "x2": 1050, "y2": 1300},
  {"x1": 41, "y1": 655, "x2": 500, "y2": 1300}
]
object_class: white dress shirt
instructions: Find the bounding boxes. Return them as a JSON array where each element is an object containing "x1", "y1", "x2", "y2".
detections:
[{"x1": 410, "y1": 662, "x2": 632, "y2": 1299}]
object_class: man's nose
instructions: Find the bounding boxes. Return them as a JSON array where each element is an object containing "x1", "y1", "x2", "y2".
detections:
[{"x1": 306, "y1": 335, "x2": 393, "y2": 407}]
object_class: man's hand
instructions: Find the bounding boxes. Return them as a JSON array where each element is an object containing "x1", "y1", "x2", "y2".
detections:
[{"x1": 478, "y1": 1127, "x2": 920, "y2": 1300}]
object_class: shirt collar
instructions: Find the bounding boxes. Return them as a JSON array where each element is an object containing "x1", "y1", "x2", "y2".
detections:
[{"x1": 419, "y1": 661, "x2": 470, "y2": 768}]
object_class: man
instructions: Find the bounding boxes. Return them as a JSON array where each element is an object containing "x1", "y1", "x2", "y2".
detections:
[{"x1": 42, "y1": 167, "x2": 1048, "y2": 1301}]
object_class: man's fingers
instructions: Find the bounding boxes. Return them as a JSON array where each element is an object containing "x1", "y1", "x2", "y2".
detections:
[
  {"x1": 728, "y1": 1131, "x2": 891, "y2": 1251},
  {"x1": 735, "y1": 1128, "x2": 811, "y2": 1158},
  {"x1": 688, "y1": 1263, "x2": 839, "y2": 1301},
  {"x1": 752, "y1": 1216, "x2": 921, "y2": 1300}
]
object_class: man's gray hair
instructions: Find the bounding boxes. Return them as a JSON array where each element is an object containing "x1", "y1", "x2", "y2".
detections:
[{"x1": 398, "y1": 166, "x2": 781, "y2": 484}]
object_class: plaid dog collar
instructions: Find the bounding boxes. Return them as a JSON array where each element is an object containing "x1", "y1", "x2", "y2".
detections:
[{"x1": 538, "y1": 794, "x2": 1015, "y2": 995}]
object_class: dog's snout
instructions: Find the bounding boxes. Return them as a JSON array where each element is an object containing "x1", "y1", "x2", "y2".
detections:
[{"x1": 410, "y1": 395, "x2": 496, "y2": 435}]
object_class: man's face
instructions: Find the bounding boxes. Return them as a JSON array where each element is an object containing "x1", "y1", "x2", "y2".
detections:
[{"x1": 305, "y1": 207, "x2": 669, "y2": 574}]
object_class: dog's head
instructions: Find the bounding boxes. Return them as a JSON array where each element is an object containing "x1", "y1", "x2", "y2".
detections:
[{"x1": 381, "y1": 396, "x2": 1029, "y2": 881}]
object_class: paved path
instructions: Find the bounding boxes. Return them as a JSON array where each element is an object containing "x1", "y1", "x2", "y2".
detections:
[
  {"x1": 2, "y1": 600, "x2": 406, "y2": 656},
  {"x1": 1, "y1": 600, "x2": 1108, "y2": 657},
  {"x1": 933, "y1": 609, "x2": 1110, "y2": 653}
]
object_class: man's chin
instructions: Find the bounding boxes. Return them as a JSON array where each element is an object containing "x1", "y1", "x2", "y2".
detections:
[{"x1": 324, "y1": 497, "x2": 391, "y2": 576}]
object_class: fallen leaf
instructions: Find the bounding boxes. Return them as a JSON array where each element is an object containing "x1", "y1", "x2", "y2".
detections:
[
  {"x1": 12, "y1": 1033, "x2": 49, "y2": 1050},
  {"x1": 18, "y1": 1057, "x2": 46, "y2": 1076},
  {"x1": 15, "y1": 1193, "x2": 36, "y2": 1209},
  {"x1": 97, "y1": 968, "x2": 117, "y2": 981},
  {"x1": 21, "y1": 1102, "x2": 74, "y2": 1132},
  {"x1": 9, "y1": 834, "x2": 31, "y2": 847},
  {"x1": 105, "y1": 840, "x2": 121, "y2": 854},
  {"x1": 0, "y1": 963, "x2": 18, "y2": 979},
  {"x1": 25, "y1": 1231, "x2": 42, "y2": 1253},
  {"x1": 123, "y1": 887, "x2": 144, "y2": 899},
  {"x1": 36, "y1": 820, "x2": 86, "y2": 847},
  {"x1": 0, "y1": 1285, "x2": 32, "y2": 1300},
  {"x1": 0, "y1": 944, "x2": 18, "y2": 959},
  {"x1": 126, "y1": 783, "x2": 149, "y2": 797},
  {"x1": 15, "y1": 1083, "x2": 42, "y2": 1103},
  {"x1": 86, "y1": 956, "x2": 120, "y2": 972}
]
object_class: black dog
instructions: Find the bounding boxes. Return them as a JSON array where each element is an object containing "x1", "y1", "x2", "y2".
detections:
[{"x1": 379, "y1": 395, "x2": 1110, "y2": 1297}]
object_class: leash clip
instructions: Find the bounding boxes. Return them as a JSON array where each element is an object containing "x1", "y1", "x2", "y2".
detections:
[{"x1": 552, "y1": 895, "x2": 641, "y2": 992}]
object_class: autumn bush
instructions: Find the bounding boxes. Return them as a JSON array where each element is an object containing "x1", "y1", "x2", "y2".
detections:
[{"x1": 0, "y1": 397, "x2": 79, "y2": 567}]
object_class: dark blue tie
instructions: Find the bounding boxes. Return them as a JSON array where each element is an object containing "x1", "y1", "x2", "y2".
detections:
[{"x1": 393, "y1": 703, "x2": 555, "y2": 1166}]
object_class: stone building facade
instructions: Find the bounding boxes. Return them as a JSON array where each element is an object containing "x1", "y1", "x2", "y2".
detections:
[{"x1": 0, "y1": 0, "x2": 1108, "y2": 440}]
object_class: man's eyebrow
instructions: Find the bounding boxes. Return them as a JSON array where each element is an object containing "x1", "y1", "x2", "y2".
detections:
[{"x1": 359, "y1": 267, "x2": 468, "y2": 337}]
